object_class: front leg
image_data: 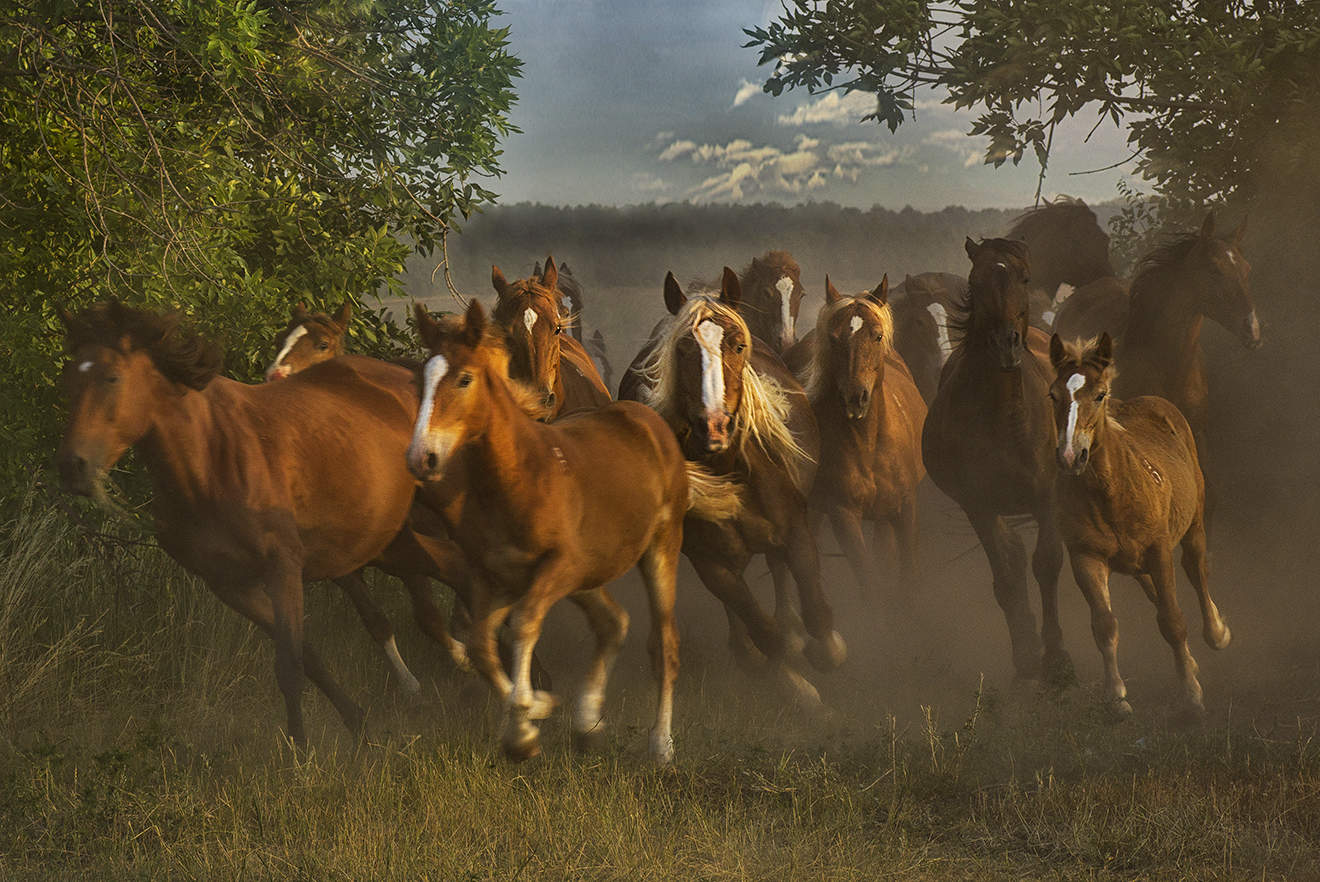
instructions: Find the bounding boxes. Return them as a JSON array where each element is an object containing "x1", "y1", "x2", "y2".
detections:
[
  {"x1": 501, "y1": 555, "x2": 574, "y2": 761},
  {"x1": 828, "y1": 504, "x2": 876, "y2": 597},
  {"x1": 1146, "y1": 544, "x2": 1204, "y2": 721},
  {"x1": 1070, "y1": 551, "x2": 1129, "y2": 717}
]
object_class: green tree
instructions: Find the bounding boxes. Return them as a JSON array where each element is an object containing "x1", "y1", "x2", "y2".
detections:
[
  {"x1": 0, "y1": 0, "x2": 520, "y2": 486},
  {"x1": 743, "y1": 2, "x2": 1320, "y2": 215}
]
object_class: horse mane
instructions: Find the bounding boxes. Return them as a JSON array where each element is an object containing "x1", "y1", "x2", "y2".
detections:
[
  {"x1": 286, "y1": 312, "x2": 343, "y2": 338},
  {"x1": 1055, "y1": 335, "x2": 1116, "y2": 378},
  {"x1": 943, "y1": 237, "x2": 1029, "y2": 341},
  {"x1": 1132, "y1": 232, "x2": 1203, "y2": 282},
  {"x1": 1007, "y1": 197, "x2": 1096, "y2": 240},
  {"x1": 638, "y1": 293, "x2": 810, "y2": 473},
  {"x1": 802, "y1": 294, "x2": 895, "y2": 403},
  {"x1": 66, "y1": 301, "x2": 222, "y2": 390}
]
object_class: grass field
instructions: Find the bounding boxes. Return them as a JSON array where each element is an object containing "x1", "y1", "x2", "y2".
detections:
[{"x1": 2, "y1": 484, "x2": 1319, "y2": 881}]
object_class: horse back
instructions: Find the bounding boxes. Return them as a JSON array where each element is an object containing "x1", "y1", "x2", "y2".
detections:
[{"x1": 1053, "y1": 276, "x2": 1129, "y2": 342}]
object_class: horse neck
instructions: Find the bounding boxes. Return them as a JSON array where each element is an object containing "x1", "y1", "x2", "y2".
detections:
[
  {"x1": 1070, "y1": 413, "x2": 1135, "y2": 495},
  {"x1": 1123, "y1": 268, "x2": 1205, "y2": 384},
  {"x1": 957, "y1": 334, "x2": 1030, "y2": 399},
  {"x1": 819, "y1": 367, "x2": 886, "y2": 453},
  {"x1": 466, "y1": 372, "x2": 545, "y2": 500},
  {"x1": 135, "y1": 380, "x2": 224, "y2": 511}
]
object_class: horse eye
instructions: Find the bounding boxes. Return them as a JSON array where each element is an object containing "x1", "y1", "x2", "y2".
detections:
[
  {"x1": 104, "y1": 374, "x2": 120, "y2": 385},
  {"x1": 734, "y1": 343, "x2": 746, "y2": 354},
  {"x1": 317, "y1": 341, "x2": 329, "y2": 351},
  {"x1": 1095, "y1": 391, "x2": 1106, "y2": 401},
  {"x1": 554, "y1": 325, "x2": 562, "y2": 336},
  {"x1": 457, "y1": 373, "x2": 474, "y2": 388},
  {"x1": 875, "y1": 332, "x2": 884, "y2": 342}
]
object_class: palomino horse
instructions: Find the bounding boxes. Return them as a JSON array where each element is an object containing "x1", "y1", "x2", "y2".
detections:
[
  {"x1": 890, "y1": 272, "x2": 966, "y2": 402},
  {"x1": 1049, "y1": 333, "x2": 1231, "y2": 719},
  {"x1": 800, "y1": 275, "x2": 927, "y2": 596},
  {"x1": 56, "y1": 301, "x2": 426, "y2": 746},
  {"x1": 265, "y1": 299, "x2": 353, "y2": 380},
  {"x1": 406, "y1": 300, "x2": 740, "y2": 764},
  {"x1": 1007, "y1": 197, "x2": 1115, "y2": 327},
  {"x1": 620, "y1": 269, "x2": 846, "y2": 708},
  {"x1": 921, "y1": 238, "x2": 1071, "y2": 681},
  {"x1": 533, "y1": 259, "x2": 585, "y2": 343},
  {"x1": 737, "y1": 250, "x2": 807, "y2": 354},
  {"x1": 491, "y1": 257, "x2": 611, "y2": 416}
]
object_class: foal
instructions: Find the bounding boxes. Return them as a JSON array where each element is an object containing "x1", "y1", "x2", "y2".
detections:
[
  {"x1": 407, "y1": 300, "x2": 739, "y2": 763},
  {"x1": 1049, "y1": 333, "x2": 1231, "y2": 718},
  {"x1": 803, "y1": 275, "x2": 927, "y2": 596},
  {"x1": 265, "y1": 300, "x2": 353, "y2": 380}
]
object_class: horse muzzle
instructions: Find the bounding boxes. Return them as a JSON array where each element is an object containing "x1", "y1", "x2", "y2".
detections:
[
  {"x1": 695, "y1": 411, "x2": 731, "y2": 454},
  {"x1": 57, "y1": 446, "x2": 106, "y2": 498},
  {"x1": 1056, "y1": 443, "x2": 1090, "y2": 475},
  {"x1": 844, "y1": 388, "x2": 871, "y2": 420},
  {"x1": 265, "y1": 363, "x2": 291, "y2": 381},
  {"x1": 1240, "y1": 312, "x2": 1262, "y2": 350}
]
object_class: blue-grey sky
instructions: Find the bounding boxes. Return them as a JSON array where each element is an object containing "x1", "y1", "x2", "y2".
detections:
[{"x1": 491, "y1": 0, "x2": 1137, "y2": 210}]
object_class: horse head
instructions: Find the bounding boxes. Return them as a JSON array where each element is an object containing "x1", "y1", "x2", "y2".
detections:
[
  {"x1": 491, "y1": 256, "x2": 566, "y2": 411},
  {"x1": 964, "y1": 237, "x2": 1033, "y2": 370},
  {"x1": 265, "y1": 299, "x2": 352, "y2": 380}
]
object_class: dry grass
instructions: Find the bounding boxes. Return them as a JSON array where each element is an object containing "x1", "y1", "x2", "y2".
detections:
[{"x1": 2, "y1": 490, "x2": 1319, "y2": 881}]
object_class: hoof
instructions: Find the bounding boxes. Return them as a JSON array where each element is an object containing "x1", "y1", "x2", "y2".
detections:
[
  {"x1": 447, "y1": 641, "x2": 474, "y2": 673},
  {"x1": 777, "y1": 664, "x2": 824, "y2": 713},
  {"x1": 1171, "y1": 702, "x2": 1207, "y2": 730},
  {"x1": 572, "y1": 726, "x2": 607, "y2": 754},
  {"x1": 502, "y1": 730, "x2": 542, "y2": 762},
  {"x1": 803, "y1": 630, "x2": 847, "y2": 672},
  {"x1": 528, "y1": 690, "x2": 559, "y2": 721},
  {"x1": 1042, "y1": 649, "x2": 1077, "y2": 690},
  {"x1": 1206, "y1": 623, "x2": 1231, "y2": 651},
  {"x1": 396, "y1": 669, "x2": 422, "y2": 695},
  {"x1": 649, "y1": 731, "x2": 675, "y2": 766},
  {"x1": 1105, "y1": 698, "x2": 1134, "y2": 721}
]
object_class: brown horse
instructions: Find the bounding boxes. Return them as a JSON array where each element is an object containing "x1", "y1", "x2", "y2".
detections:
[
  {"x1": 801, "y1": 275, "x2": 927, "y2": 596},
  {"x1": 534, "y1": 258, "x2": 586, "y2": 343},
  {"x1": 265, "y1": 300, "x2": 353, "y2": 380},
  {"x1": 491, "y1": 256, "x2": 612, "y2": 416},
  {"x1": 620, "y1": 269, "x2": 845, "y2": 709},
  {"x1": 56, "y1": 301, "x2": 428, "y2": 746},
  {"x1": 1049, "y1": 275, "x2": 1129, "y2": 341},
  {"x1": 921, "y1": 238, "x2": 1071, "y2": 681},
  {"x1": 736, "y1": 250, "x2": 807, "y2": 354},
  {"x1": 1049, "y1": 333, "x2": 1231, "y2": 719},
  {"x1": 890, "y1": 272, "x2": 966, "y2": 402},
  {"x1": 1007, "y1": 197, "x2": 1115, "y2": 326},
  {"x1": 406, "y1": 300, "x2": 740, "y2": 763}
]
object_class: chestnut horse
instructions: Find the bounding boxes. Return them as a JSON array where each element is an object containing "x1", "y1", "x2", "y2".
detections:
[
  {"x1": 620, "y1": 269, "x2": 845, "y2": 709},
  {"x1": 1049, "y1": 333, "x2": 1231, "y2": 719},
  {"x1": 533, "y1": 258, "x2": 585, "y2": 343},
  {"x1": 800, "y1": 275, "x2": 927, "y2": 596},
  {"x1": 736, "y1": 250, "x2": 807, "y2": 354},
  {"x1": 56, "y1": 301, "x2": 427, "y2": 746},
  {"x1": 890, "y1": 272, "x2": 966, "y2": 402},
  {"x1": 406, "y1": 300, "x2": 741, "y2": 764},
  {"x1": 1007, "y1": 197, "x2": 1115, "y2": 327},
  {"x1": 491, "y1": 256, "x2": 611, "y2": 416},
  {"x1": 921, "y1": 238, "x2": 1071, "y2": 681},
  {"x1": 265, "y1": 299, "x2": 353, "y2": 380}
]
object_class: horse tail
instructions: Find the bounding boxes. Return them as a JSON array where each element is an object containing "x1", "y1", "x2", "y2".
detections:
[{"x1": 683, "y1": 463, "x2": 743, "y2": 522}]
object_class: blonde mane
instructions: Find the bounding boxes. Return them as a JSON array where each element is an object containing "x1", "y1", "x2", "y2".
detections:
[
  {"x1": 802, "y1": 294, "x2": 895, "y2": 403},
  {"x1": 638, "y1": 294, "x2": 811, "y2": 475}
]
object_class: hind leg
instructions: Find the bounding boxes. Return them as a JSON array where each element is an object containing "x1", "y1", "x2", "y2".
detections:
[
  {"x1": 568, "y1": 587, "x2": 630, "y2": 753},
  {"x1": 1147, "y1": 545, "x2": 1205, "y2": 720},
  {"x1": 1181, "y1": 518, "x2": 1231, "y2": 650},
  {"x1": 1070, "y1": 552, "x2": 1130, "y2": 717},
  {"x1": 782, "y1": 519, "x2": 847, "y2": 672},
  {"x1": 639, "y1": 523, "x2": 682, "y2": 765},
  {"x1": 886, "y1": 500, "x2": 920, "y2": 602},
  {"x1": 401, "y1": 575, "x2": 472, "y2": 673},
  {"x1": 1032, "y1": 511, "x2": 1073, "y2": 684},
  {"x1": 333, "y1": 570, "x2": 420, "y2": 694},
  {"x1": 767, "y1": 551, "x2": 806, "y2": 656},
  {"x1": 967, "y1": 510, "x2": 1040, "y2": 678}
]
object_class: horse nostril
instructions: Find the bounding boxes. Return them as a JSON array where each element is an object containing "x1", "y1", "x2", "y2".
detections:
[
  {"x1": 1077, "y1": 448, "x2": 1088, "y2": 465},
  {"x1": 425, "y1": 452, "x2": 438, "y2": 472}
]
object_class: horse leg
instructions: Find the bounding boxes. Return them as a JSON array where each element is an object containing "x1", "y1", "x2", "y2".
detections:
[
  {"x1": 1180, "y1": 518, "x2": 1231, "y2": 650},
  {"x1": 1070, "y1": 552, "x2": 1130, "y2": 717},
  {"x1": 568, "y1": 587, "x2": 630, "y2": 753},
  {"x1": 782, "y1": 519, "x2": 847, "y2": 672},
  {"x1": 886, "y1": 500, "x2": 921, "y2": 602},
  {"x1": 1147, "y1": 545, "x2": 1205, "y2": 722},
  {"x1": 502, "y1": 573, "x2": 567, "y2": 762},
  {"x1": 333, "y1": 570, "x2": 420, "y2": 694},
  {"x1": 401, "y1": 574, "x2": 472, "y2": 673},
  {"x1": 219, "y1": 581, "x2": 364, "y2": 744},
  {"x1": 465, "y1": 587, "x2": 517, "y2": 705},
  {"x1": 829, "y1": 505, "x2": 876, "y2": 597},
  {"x1": 638, "y1": 522, "x2": 682, "y2": 765},
  {"x1": 1032, "y1": 510, "x2": 1073, "y2": 684},
  {"x1": 967, "y1": 510, "x2": 1040, "y2": 678},
  {"x1": 767, "y1": 551, "x2": 806, "y2": 656}
]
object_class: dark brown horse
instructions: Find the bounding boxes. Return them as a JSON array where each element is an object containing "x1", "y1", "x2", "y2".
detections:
[
  {"x1": 56, "y1": 301, "x2": 428, "y2": 746},
  {"x1": 265, "y1": 300, "x2": 353, "y2": 380},
  {"x1": 736, "y1": 250, "x2": 807, "y2": 354},
  {"x1": 1049, "y1": 333, "x2": 1230, "y2": 719},
  {"x1": 800, "y1": 275, "x2": 927, "y2": 596},
  {"x1": 921, "y1": 238, "x2": 1070, "y2": 680},
  {"x1": 491, "y1": 257, "x2": 612, "y2": 416},
  {"x1": 890, "y1": 272, "x2": 966, "y2": 402},
  {"x1": 1007, "y1": 197, "x2": 1115, "y2": 326},
  {"x1": 406, "y1": 300, "x2": 740, "y2": 763},
  {"x1": 620, "y1": 269, "x2": 845, "y2": 709}
]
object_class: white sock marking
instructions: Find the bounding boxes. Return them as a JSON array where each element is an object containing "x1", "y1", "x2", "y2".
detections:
[
  {"x1": 383, "y1": 636, "x2": 420, "y2": 693},
  {"x1": 523, "y1": 307, "x2": 537, "y2": 335},
  {"x1": 267, "y1": 325, "x2": 307, "y2": 375},
  {"x1": 927, "y1": 302, "x2": 952, "y2": 363},
  {"x1": 776, "y1": 276, "x2": 796, "y2": 344},
  {"x1": 695, "y1": 320, "x2": 726, "y2": 414},
  {"x1": 1064, "y1": 372, "x2": 1086, "y2": 456}
]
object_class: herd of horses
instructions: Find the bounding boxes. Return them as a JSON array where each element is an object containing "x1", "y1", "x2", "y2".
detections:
[{"x1": 53, "y1": 198, "x2": 1262, "y2": 762}]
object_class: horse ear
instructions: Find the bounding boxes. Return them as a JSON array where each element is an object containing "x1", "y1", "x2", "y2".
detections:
[
  {"x1": 1049, "y1": 333, "x2": 1066, "y2": 369},
  {"x1": 463, "y1": 298, "x2": 487, "y2": 346},
  {"x1": 719, "y1": 266, "x2": 742, "y2": 307},
  {"x1": 333, "y1": 298, "x2": 353, "y2": 330},
  {"x1": 491, "y1": 265, "x2": 511, "y2": 299},
  {"x1": 55, "y1": 304, "x2": 80, "y2": 333},
  {"x1": 559, "y1": 261, "x2": 572, "y2": 276},
  {"x1": 414, "y1": 303, "x2": 443, "y2": 351},
  {"x1": 824, "y1": 274, "x2": 842, "y2": 304},
  {"x1": 532, "y1": 261, "x2": 542, "y2": 276},
  {"x1": 663, "y1": 272, "x2": 687, "y2": 315},
  {"x1": 541, "y1": 255, "x2": 558, "y2": 291},
  {"x1": 1095, "y1": 331, "x2": 1114, "y2": 367},
  {"x1": 964, "y1": 237, "x2": 979, "y2": 260},
  {"x1": 868, "y1": 274, "x2": 889, "y2": 306},
  {"x1": 1232, "y1": 214, "x2": 1248, "y2": 245},
  {"x1": 292, "y1": 302, "x2": 309, "y2": 321},
  {"x1": 1200, "y1": 212, "x2": 1216, "y2": 239}
]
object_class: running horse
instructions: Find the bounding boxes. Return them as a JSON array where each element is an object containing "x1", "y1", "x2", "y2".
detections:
[
  {"x1": 1049, "y1": 333, "x2": 1231, "y2": 720},
  {"x1": 921, "y1": 238, "x2": 1071, "y2": 681},
  {"x1": 620, "y1": 269, "x2": 846, "y2": 709},
  {"x1": 406, "y1": 300, "x2": 741, "y2": 763},
  {"x1": 491, "y1": 257, "x2": 612, "y2": 416},
  {"x1": 533, "y1": 258, "x2": 586, "y2": 343},
  {"x1": 1007, "y1": 197, "x2": 1115, "y2": 328},
  {"x1": 800, "y1": 275, "x2": 927, "y2": 597},
  {"x1": 265, "y1": 299, "x2": 354, "y2": 380},
  {"x1": 736, "y1": 250, "x2": 807, "y2": 355},
  {"x1": 56, "y1": 301, "x2": 429, "y2": 746},
  {"x1": 889, "y1": 272, "x2": 966, "y2": 402}
]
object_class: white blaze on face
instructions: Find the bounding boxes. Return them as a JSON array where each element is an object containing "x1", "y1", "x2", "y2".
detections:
[
  {"x1": 849, "y1": 315, "x2": 863, "y2": 336},
  {"x1": 776, "y1": 276, "x2": 796, "y2": 344},
  {"x1": 1248, "y1": 309, "x2": 1260, "y2": 339},
  {"x1": 408, "y1": 354, "x2": 452, "y2": 471},
  {"x1": 523, "y1": 307, "x2": 537, "y2": 335},
  {"x1": 927, "y1": 303, "x2": 952, "y2": 364},
  {"x1": 267, "y1": 325, "x2": 307, "y2": 376},
  {"x1": 1063, "y1": 372, "x2": 1087, "y2": 457},
  {"x1": 694, "y1": 320, "x2": 726, "y2": 415},
  {"x1": 78, "y1": 360, "x2": 93, "y2": 373}
]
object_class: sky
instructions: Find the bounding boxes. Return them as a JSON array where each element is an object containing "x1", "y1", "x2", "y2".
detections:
[{"x1": 490, "y1": 0, "x2": 1138, "y2": 211}]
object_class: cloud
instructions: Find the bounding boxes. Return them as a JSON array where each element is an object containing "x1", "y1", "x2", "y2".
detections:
[
  {"x1": 731, "y1": 79, "x2": 762, "y2": 108},
  {"x1": 658, "y1": 139, "x2": 697, "y2": 161},
  {"x1": 630, "y1": 171, "x2": 670, "y2": 194},
  {"x1": 923, "y1": 128, "x2": 969, "y2": 146},
  {"x1": 776, "y1": 91, "x2": 874, "y2": 127}
]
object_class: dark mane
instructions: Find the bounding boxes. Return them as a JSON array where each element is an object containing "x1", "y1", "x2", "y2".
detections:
[
  {"x1": 65, "y1": 301, "x2": 222, "y2": 390},
  {"x1": 944, "y1": 238, "x2": 1030, "y2": 338},
  {"x1": 1133, "y1": 232, "x2": 1203, "y2": 280},
  {"x1": 1007, "y1": 197, "x2": 1097, "y2": 240},
  {"x1": 741, "y1": 250, "x2": 800, "y2": 284}
]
